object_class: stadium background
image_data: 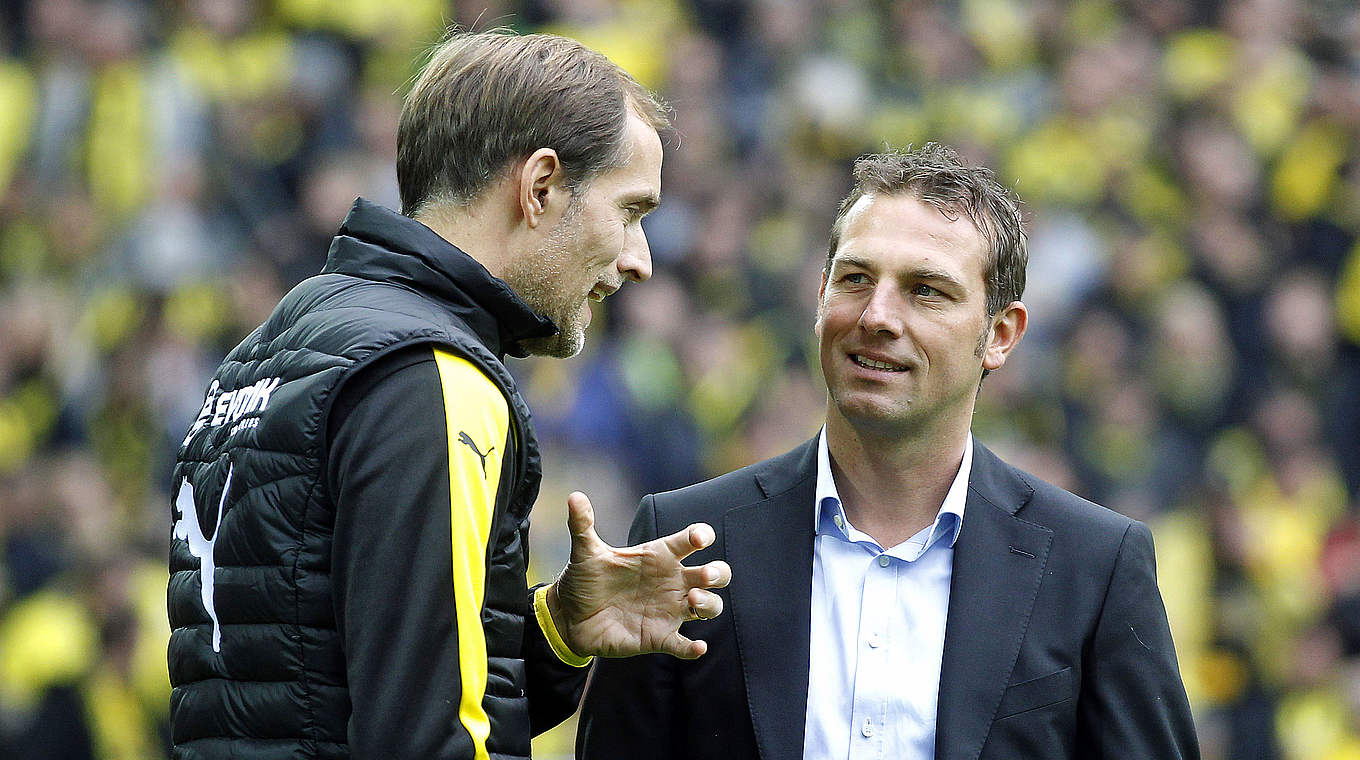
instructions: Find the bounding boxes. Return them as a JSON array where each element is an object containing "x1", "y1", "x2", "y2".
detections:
[{"x1": 0, "y1": 0, "x2": 1357, "y2": 757}]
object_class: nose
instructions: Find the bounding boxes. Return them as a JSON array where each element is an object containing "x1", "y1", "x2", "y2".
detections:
[
  {"x1": 618, "y1": 226, "x2": 653, "y2": 283},
  {"x1": 858, "y1": 286, "x2": 904, "y2": 337}
]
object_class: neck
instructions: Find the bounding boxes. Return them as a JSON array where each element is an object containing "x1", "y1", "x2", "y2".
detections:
[
  {"x1": 824, "y1": 408, "x2": 970, "y2": 547},
  {"x1": 415, "y1": 193, "x2": 519, "y2": 280}
]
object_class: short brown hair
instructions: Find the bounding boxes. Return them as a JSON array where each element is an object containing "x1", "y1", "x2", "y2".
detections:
[
  {"x1": 826, "y1": 143, "x2": 1027, "y2": 317},
  {"x1": 397, "y1": 30, "x2": 670, "y2": 216}
]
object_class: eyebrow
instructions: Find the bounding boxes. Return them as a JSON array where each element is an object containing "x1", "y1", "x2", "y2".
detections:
[
  {"x1": 907, "y1": 268, "x2": 965, "y2": 290},
  {"x1": 830, "y1": 255, "x2": 873, "y2": 272},
  {"x1": 830, "y1": 256, "x2": 966, "y2": 290},
  {"x1": 627, "y1": 193, "x2": 660, "y2": 212}
]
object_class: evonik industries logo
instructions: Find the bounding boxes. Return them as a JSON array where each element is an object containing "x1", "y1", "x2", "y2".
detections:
[{"x1": 183, "y1": 376, "x2": 282, "y2": 445}]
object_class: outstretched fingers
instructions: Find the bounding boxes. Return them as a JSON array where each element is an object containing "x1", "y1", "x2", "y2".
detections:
[
  {"x1": 685, "y1": 587, "x2": 724, "y2": 621},
  {"x1": 661, "y1": 631, "x2": 709, "y2": 660},
  {"x1": 681, "y1": 560, "x2": 732, "y2": 590},
  {"x1": 653, "y1": 587, "x2": 722, "y2": 659},
  {"x1": 660, "y1": 522, "x2": 716, "y2": 561}
]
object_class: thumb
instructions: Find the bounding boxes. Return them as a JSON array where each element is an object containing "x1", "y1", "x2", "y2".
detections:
[{"x1": 566, "y1": 491, "x2": 603, "y2": 561}]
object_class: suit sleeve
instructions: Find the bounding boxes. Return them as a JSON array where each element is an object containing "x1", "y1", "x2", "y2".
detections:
[
  {"x1": 575, "y1": 494, "x2": 683, "y2": 760},
  {"x1": 327, "y1": 345, "x2": 514, "y2": 759},
  {"x1": 1076, "y1": 520, "x2": 1201, "y2": 759}
]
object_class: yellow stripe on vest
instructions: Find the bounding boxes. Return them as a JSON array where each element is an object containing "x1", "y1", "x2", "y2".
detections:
[{"x1": 433, "y1": 348, "x2": 510, "y2": 760}]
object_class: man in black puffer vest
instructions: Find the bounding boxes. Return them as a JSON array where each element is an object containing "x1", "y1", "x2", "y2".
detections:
[{"x1": 168, "y1": 31, "x2": 733, "y2": 760}]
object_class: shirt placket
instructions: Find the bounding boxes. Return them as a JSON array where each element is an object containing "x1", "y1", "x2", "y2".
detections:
[{"x1": 849, "y1": 552, "x2": 894, "y2": 760}]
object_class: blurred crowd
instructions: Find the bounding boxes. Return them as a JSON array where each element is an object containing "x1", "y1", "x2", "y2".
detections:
[{"x1": 0, "y1": 0, "x2": 1357, "y2": 757}]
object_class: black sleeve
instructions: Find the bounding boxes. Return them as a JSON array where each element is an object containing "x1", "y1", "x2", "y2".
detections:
[
  {"x1": 521, "y1": 582, "x2": 592, "y2": 736},
  {"x1": 327, "y1": 344, "x2": 589, "y2": 756},
  {"x1": 575, "y1": 495, "x2": 682, "y2": 760},
  {"x1": 327, "y1": 344, "x2": 494, "y2": 759},
  {"x1": 1075, "y1": 521, "x2": 1201, "y2": 759}
]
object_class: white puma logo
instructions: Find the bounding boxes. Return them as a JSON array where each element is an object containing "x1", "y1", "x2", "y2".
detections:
[{"x1": 173, "y1": 464, "x2": 233, "y2": 653}]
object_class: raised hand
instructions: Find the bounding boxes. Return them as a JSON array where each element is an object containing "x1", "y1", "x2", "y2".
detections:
[{"x1": 546, "y1": 491, "x2": 732, "y2": 660}]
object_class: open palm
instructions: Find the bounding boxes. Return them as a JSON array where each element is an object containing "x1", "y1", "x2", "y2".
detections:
[{"x1": 550, "y1": 492, "x2": 731, "y2": 660}]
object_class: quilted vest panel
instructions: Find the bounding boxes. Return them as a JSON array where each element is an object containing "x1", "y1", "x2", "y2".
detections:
[{"x1": 168, "y1": 271, "x2": 542, "y2": 759}]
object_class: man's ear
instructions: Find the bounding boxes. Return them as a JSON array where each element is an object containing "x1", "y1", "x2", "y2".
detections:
[
  {"x1": 982, "y1": 300, "x2": 1028, "y2": 372},
  {"x1": 518, "y1": 148, "x2": 568, "y2": 229}
]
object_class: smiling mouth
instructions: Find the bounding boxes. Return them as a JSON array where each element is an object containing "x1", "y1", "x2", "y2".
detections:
[{"x1": 851, "y1": 354, "x2": 909, "y2": 372}]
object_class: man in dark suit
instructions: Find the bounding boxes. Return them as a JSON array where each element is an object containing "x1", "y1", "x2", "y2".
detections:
[{"x1": 577, "y1": 144, "x2": 1199, "y2": 760}]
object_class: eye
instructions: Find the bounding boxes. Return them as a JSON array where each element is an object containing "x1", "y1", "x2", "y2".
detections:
[
  {"x1": 912, "y1": 283, "x2": 943, "y2": 297},
  {"x1": 841, "y1": 272, "x2": 869, "y2": 285}
]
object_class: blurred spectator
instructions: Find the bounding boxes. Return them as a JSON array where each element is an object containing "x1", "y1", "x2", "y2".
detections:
[{"x1": 0, "y1": 1, "x2": 1357, "y2": 758}]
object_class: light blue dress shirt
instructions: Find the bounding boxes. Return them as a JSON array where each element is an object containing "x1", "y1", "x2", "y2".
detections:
[{"x1": 803, "y1": 429, "x2": 973, "y2": 760}]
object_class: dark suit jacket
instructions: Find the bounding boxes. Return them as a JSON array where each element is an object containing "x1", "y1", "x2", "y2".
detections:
[{"x1": 577, "y1": 438, "x2": 1199, "y2": 760}]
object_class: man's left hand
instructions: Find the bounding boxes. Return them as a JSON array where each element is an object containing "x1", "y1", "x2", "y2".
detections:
[{"x1": 547, "y1": 491, "x2": 731, "y2": 660}]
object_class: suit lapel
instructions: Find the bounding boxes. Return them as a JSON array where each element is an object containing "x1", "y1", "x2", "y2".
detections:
[
  {"x1": 936, "y1": 444, "x2": 1053, "y2": 760},
  {"x1": 726, "y1": 439, "x2": 818, "y2": 760}
]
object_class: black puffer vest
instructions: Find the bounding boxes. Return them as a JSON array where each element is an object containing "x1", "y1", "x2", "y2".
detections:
[{"x1": 167, "y1": 198, "x2": 557, "y2": 759}]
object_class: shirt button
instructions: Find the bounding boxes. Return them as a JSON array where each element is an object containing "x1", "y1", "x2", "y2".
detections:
[
  {"x1": 867, "y1": 632, "x2": 881, "y2": 648},
  {"x1": 833, "y1": 514, "x2": 844, "y2": 529},
  {"x1": 862, "y1": 718, "x2": 875, "y2": 737},
  {"x1": 877, "y1": 554, "x2": 890, "y2": 567}
]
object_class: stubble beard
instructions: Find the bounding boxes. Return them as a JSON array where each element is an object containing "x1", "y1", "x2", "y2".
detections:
[{"x1": 504, "y1": 206, "x2": 589, "y2": 358}]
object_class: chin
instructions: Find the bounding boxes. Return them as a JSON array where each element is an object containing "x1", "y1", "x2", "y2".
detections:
[
  {"x1": 522, "y1": 332, "x2": 584, "y2": 358},
  {"x1": 832, "y1": 394, "x2": 914, "y2": 430},
  {"x1": 834, "y1": 388, "x2": 899, "y2": 414},
  {"x1": 522, "y1": 317, "x2": 587, "y2": 358}
]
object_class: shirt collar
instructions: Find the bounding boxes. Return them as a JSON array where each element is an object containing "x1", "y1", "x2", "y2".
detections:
[{"x1": 813, "y1": 427, "x2": 972, "y2": 549}]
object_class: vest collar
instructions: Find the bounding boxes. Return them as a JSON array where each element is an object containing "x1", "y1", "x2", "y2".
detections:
[{"x1": 321, "y1": 197, "x2": 559, "y2": 358}]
